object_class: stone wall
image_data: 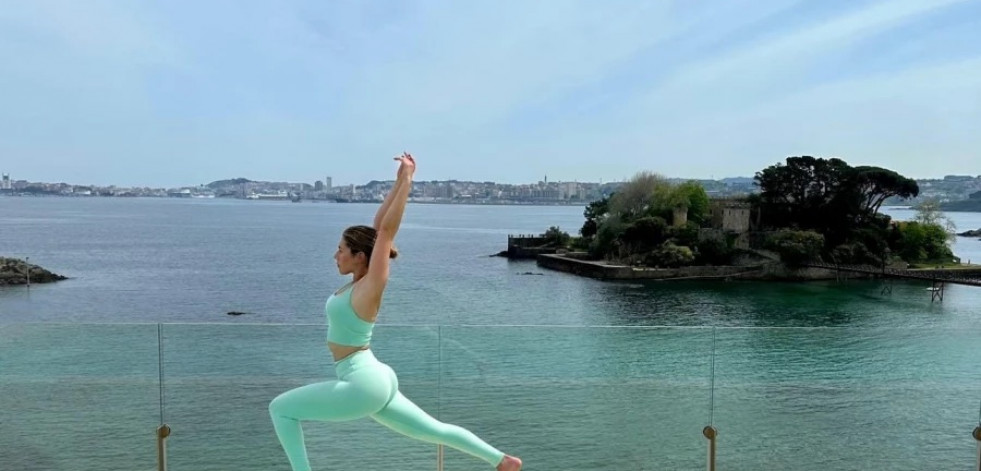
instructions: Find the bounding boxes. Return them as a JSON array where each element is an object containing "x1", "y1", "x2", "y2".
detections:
[
  {"x1": 504, "y1": 235, "x2": 556, "y2": 259},
  {"x1": 535, "y1": 253, "x2": 889, "y2": 281},
  {"x1": 507, "y1": 235, "x2": 550, "y2": 248},
  {"x1": 536, "y1": 254, "x2": 770, "y2": 280}
]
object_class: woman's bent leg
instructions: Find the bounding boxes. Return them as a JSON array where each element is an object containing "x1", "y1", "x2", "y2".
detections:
[
  {"x1": 269, "y1": 377, "x2": 390, "y2": 471},
  {"x1": 371, "y1": 391, "x2": 506, "y2": 467}
]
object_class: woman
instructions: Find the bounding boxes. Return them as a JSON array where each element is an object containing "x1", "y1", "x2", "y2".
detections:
[{"x1": 269, "y1": 153, "x2": 522, "y2": 471}]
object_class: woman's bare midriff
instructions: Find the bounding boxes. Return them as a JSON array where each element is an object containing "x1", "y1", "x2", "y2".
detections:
[{"x1": 328, "y1": 342, "x2": 370, "y2": 362}]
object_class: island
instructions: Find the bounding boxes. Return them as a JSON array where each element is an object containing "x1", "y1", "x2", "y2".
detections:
[{"x1": 515, "y1": 156, "x2": 975, "y2": 280}]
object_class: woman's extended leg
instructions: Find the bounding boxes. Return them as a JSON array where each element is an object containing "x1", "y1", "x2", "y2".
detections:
[{"x1": 370, "y1": 391, "x2": 507, "y2": 467}]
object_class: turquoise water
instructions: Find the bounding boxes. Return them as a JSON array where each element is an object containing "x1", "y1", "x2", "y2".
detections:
[
  {"x1": 1, "y1": 198, "x2": 980, "y2": 470},
  {"x1": 2, "y1": 324, "x2": 978, "y2": 470}
]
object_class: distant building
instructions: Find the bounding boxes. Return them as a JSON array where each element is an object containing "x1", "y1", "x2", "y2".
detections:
[
  {"x1": 1, "y1": 173, "x2": 10, "y2": 190},
  {"x1": 672, "y1": 207, "x2": 688, "y2": 227},
  {"x1": 314, "y1": 180, "x2": 324, "y2": 191},
  {"x1": 324, "y1": 176, "x2": 332, "y2": 193},
  {"x1": 708, "y1": 198, "x2": 751, "y2": 233},
  {"x1": 558, "y1": 182, "x2": 584, "y2": 200},
  {"x1": 424, "y1": 182, "x2": 454, "y2": 199},
  {"x1": 943, "y1": 175, "x2": 974, "y2": 182}
]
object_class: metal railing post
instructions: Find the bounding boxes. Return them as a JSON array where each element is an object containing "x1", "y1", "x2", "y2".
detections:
[
  {"x1": 973, "y1": 424, "x2": 980, "y2": 471},
  {"x1": 437, "y1": 324, "x2": 444, "y2": 471},
  {"x1": 157, "y1": 323, "x2": 169, "y2": 471},
  {"x1": 703, "y1": 425, "x2": 717, "y2": 471},
  {"x1": 704, "y1": 327, "x2": 718, "y2": 471},
  {"x1": 157, "y1": 424, "x2": 171, "y2": 471}
]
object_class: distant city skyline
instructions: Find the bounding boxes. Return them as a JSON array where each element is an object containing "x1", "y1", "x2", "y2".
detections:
[
  {"x1": 1, "y1": 170, "x2": 751, "y2": 189},
  {"x1": 2, "y1": 169, "x2": 979, "y2": 191},
  {"x1": 2, "y1": 1, "x2": 980, "y2": 187},
  {"x1": 5, "y1": 170, "x2": 979, "y2": 207}
]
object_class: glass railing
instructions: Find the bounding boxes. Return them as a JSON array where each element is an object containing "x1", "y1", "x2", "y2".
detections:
[
  {"x1": 0, "y1": 323, "x2": 161, "y2": 471},
  {"x1": 712, "y1": 327, "x2": 981, "y2": 471},
  {"x1": 436, "y1": 325, "x2": 713, "y2": 470},
  {"x1": 159, "y1": 324, "x2": 442, "y2": 471},
  {"x1": 1, "y1": 323, "x2": 979, "y2": 471}
]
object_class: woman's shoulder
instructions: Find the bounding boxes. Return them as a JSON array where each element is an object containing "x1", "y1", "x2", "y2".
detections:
[{"x1": 332, "y1": 280, "x2": 355, "y2": 297}]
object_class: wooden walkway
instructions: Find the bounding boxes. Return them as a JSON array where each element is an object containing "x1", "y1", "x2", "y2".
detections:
[{"x1": 806, "y1": 262, "x2": 981, "y2": 287}]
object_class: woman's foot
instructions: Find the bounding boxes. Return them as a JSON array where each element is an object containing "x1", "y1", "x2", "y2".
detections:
[{"x1": 497, "y1": 455, "x2": 522, "y2": 471}]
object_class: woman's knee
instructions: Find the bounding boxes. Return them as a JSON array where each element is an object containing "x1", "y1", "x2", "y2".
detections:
[{"x1": 269, "y1": 390, "x2": 294, "y2": 417}]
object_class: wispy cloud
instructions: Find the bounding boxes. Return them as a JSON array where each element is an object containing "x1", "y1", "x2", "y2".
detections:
[
  {"x1": 655, "y1": 0, "x2": 969, "y2": 93},
  {"x1": 0, "y1": 0, "x2": 978, "y2": 186}
]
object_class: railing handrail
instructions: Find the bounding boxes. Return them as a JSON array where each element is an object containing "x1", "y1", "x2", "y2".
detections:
[{"x1": 6, "y1": 321, "x2": 981, "y2": 330}]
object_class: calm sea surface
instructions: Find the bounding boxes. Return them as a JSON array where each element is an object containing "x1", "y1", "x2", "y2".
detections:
[{"x1": 1, "y1": 197, "x2": 979, "y2": 470}]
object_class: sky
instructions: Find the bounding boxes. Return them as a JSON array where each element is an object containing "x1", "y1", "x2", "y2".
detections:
[{"x1": 1, "y1": 0, "x2": 979, "y2": 188}]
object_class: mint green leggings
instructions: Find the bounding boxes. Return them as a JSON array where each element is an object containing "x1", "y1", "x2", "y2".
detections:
[{"x1": 269, "y1": 350, "x2": 505, "y2": 470}]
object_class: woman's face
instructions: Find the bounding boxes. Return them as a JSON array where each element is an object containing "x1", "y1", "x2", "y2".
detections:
[{"x1": 334, "y1": 239, "x2": 364, "y2": 275}]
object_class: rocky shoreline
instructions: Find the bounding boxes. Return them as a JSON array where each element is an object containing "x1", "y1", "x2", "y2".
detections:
[
  {"x1": 535, "y1": 253, "x2": 846, "y2": 281},
  {"x1": 535, "y1": 253, "x2": 981, "y2": 281},
  {"x1": 0, "y1": 257, "x2": 68, "y2": 285}
]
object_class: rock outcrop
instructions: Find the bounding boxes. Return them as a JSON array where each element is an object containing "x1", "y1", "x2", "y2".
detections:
[{"x1": 0, "y1": 258, "x2": 68, "y2": 285}]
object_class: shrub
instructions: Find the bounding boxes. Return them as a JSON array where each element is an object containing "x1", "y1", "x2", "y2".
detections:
[{"x1": 765, "y1": 230, "x2": 825, "y2": 266}]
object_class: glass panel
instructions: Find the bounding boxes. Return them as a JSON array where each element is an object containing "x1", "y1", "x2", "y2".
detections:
[
  {"x1": 438, "y1": 325, "x2": 714, "y2": 470},
  {"x1": 714, "y1": 327, "x2": 981, "y2": 470},
  {"x1": 0, "y1": 323, "x2": 161, "y2": 471},
  {"x1": 6, "y1": 322, "x2": 974, "y2": 470},
  {"x1": 160, "y1": 323, "x2": 440, "y2": 471}
]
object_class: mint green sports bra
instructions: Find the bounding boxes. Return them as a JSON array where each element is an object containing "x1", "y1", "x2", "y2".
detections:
[{"x1": 325, "y1": 283, "x2": 375, "y2": 347}]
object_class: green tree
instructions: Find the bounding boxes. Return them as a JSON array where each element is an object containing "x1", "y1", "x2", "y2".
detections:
[
  {"x1": 913, "y1": 197, "x2": 956, "y2": 239},
  {"x1": 608, "y1": 171, "x2": 670, "y2": 220},
  {"x1": 893, "y1": 221, "x2": 955, "y2": 264},
  {"x1": 754, "y1": 156, "x2": 856, "y2": 249},
  {"x1": 754, "y1": 157, "x2": 918, "y2": 231},
  {"x1": 673, "y1": 181, "x2": 711, "y2": 225},
  {"x1": 852, "y1": 166, "x2": 919, "y2": 215},
  {"x1": 755, "y1": 157, "x2": 852, "y2": 218},
  {"x1": 651, "y1": 182, "x2": 686, "y2": 217},
  {"x1": 896, "y1": 222, "x2": 927, "y2": 262},
  {"x1": 579, "y1": 172, "x2": 710, "y2": 266},
  {"x1": 753, "y1": 156, "x2": 920, "y2": 261},
  {"x1": 590, "y1": 217, "x2": 626, "y2": 259},
  {"x1": 580, "y1": 195, "x2": 610, "y2": 239}
]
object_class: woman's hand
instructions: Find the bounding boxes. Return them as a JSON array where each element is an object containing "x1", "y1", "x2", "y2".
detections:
[{"x1": 394, "y1": 152, "x2": 416, "y2": 180}]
